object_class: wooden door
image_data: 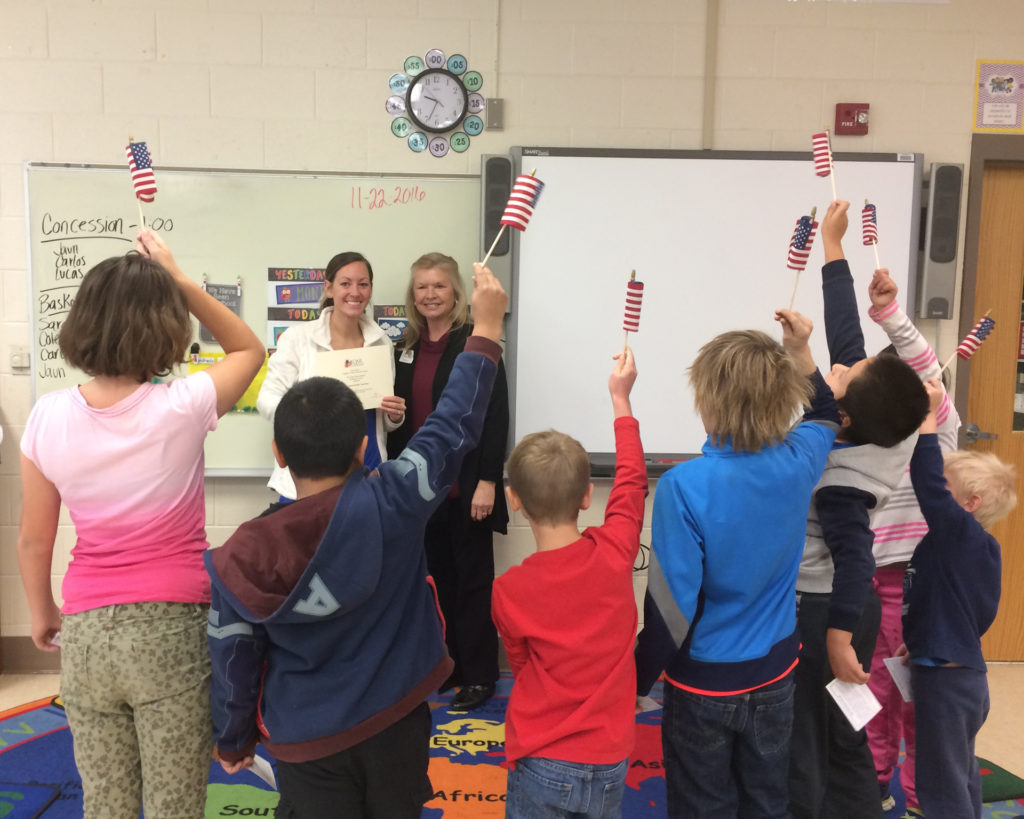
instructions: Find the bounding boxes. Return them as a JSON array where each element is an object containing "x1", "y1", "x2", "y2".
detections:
[{"x1": 968, "y1": 163, "x2": 1024, "y2": 661}]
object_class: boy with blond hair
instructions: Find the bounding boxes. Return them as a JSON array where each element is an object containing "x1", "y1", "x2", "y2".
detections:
[
  {"x1": 635, "y1": 309, "x2": 840, "y2": 818},
  {"x1": 899, "y1": 379, "x2": 1018, "y2": 819},
  {"x1": 491, "y1": 348, "x2": 647, "y2": 819}
]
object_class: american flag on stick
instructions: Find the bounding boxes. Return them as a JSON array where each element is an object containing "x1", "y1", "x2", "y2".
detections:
[
  {"x1": 480, "y1": 170, "x2": 544, "y2": 268},
  {"x1": 126, "y1": 141, "x2": 157, "y2": 203},
  {"x1": 862, "y1": 200, "x2": 881, "y2": 268},
  {"x1": 941, "y1": 314, "x2": 995, "y2": 372},
  {"x1": 500, "y1": 174, "x2": 545, "y2": 231},
  {"x1": 956, "y1": 316, "x2": 995, "y2": 360},
  {"x1": 811, "y1": 131, "x2": 833, "y2": 177},
  {"x1": 787, "y1": 208, "x2": 818, "y2": 310},
  {"x1": 861, "y1": 202, "x2": 878, "y2": 245},
  {"x1": 812, "y1": 130, "x2": 839, "y2": 200},
  {"x1": 787, "y1": 212, "x2": 818, "y2": 272},
  {"x1": 622, "y1": 270, "x2": 643, "y2": 350}
]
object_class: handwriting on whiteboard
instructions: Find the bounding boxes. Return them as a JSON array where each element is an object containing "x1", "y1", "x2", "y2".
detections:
[{"x1": 350, "y1": 185, "x2": 427, "y2": 209}]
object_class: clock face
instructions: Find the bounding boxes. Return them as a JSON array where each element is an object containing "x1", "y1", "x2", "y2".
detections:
[{"x1": 406, "y1": 69, "x2": 468, "y2": 134}]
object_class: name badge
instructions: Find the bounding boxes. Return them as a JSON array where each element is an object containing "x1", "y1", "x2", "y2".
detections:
[{"x1": 399, "y1": 349, "x2": 415, "y2": 364}]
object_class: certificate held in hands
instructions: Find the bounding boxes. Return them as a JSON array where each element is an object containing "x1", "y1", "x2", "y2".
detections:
[{"x1": 313, "y1": 345, "x2": 393, "y2": 410}]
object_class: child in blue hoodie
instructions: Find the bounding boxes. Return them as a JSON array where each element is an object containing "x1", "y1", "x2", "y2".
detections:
[{"x1": 205, "y1": 265, "x2": 507, "y2": 818}]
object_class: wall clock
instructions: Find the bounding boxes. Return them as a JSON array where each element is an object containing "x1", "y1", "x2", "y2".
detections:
[{"x1": 385, "y1": 49, "x2": 485, "y2": 157}]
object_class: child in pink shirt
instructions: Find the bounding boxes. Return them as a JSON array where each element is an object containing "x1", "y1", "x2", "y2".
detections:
[{"x1": 18, "y1": 231, "x2": 264, "y2": 819}]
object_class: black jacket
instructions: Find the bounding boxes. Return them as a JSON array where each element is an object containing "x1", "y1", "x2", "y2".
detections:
[{"x1": 387, "y1": 324, "x2": 509, "y2": 533}]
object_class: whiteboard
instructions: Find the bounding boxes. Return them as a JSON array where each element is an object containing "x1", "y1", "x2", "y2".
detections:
[
  {"x1": 26, "y1": 164, "x2": 480, "y2": 475},
  {"x1": 508, "y1": 148, "x2": 923, "y2": 462}
]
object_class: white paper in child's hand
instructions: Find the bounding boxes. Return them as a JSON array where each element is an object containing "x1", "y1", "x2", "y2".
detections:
[
  {"x1": 249, "y1": 754, "x2": 277, "y2": 790},
  {"x1": 49, "y1": 631, "x2": 61, "y2": 648},
  {"x1": 883, "y1": 656, "x2": 913, "y2": 702},
  {"x1": 826, "y1": 678, "x2": 882, "y2": 731}
]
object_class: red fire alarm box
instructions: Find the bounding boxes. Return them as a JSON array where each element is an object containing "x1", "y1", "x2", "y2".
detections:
[{"x1": 835, "y1": 103, "x2": 870, "y2": 135}]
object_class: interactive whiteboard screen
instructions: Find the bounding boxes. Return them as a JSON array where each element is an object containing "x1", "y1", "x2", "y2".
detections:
[{"x1": 509, "y1": 148, "x2": 922, "y2": 462}]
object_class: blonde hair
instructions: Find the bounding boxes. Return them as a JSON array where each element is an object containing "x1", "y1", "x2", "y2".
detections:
[
  {"x1": 943, "y1": 450, "x2": 1018, "y2": 530},
  {"x1": 689, "y1": 330, "x2": 814, "y2": 453},
  {"x1": 402, "y1": 253, "x2": 469, "y2": 351},
  {"x1": 506, "y1": 430, "x2": 590, "y2": 525}
]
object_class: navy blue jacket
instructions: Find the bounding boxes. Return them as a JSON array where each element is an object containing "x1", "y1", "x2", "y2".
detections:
[
  {"x1": 205, "y1": 338, "x2": 501, "y2": 763},
  {"x1": 903, "y1": 433, "x2": 1001, "y2": 672}
]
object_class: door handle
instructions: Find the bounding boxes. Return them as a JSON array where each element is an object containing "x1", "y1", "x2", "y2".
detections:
[{"x1": 964, "y1": 422, "x2": 998, "y2": 444}]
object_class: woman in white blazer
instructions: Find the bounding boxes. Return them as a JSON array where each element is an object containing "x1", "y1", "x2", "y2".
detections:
[{"x1": 257, "y1": 251, "x2": 406, "y2": 501}]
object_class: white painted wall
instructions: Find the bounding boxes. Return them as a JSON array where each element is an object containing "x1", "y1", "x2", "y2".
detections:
[{"x1": 2, "y1": 0, "x2": 1020, "y2": 637}]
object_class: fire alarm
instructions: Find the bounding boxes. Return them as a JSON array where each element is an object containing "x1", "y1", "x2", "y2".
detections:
[{"x1": 835, "y1": 103, "x2": 870, "y2": 135}]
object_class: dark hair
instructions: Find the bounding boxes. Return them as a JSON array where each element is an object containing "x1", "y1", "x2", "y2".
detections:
[
  {"x1": 274, "y1": 377, "x2": 366, "y2": 479},
  {"x1": 321, "y1": 252, "x2": 373, "y2": 308},
  {"x1": 59, "y1": 253, "x2": 191, "y2": 381},
  {"x1": 839, "y1": 356, "x2": 929, "y2": 447}
]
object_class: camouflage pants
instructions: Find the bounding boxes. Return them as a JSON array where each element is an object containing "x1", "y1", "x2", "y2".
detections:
[{"x1": 60, "y1": 602, "x2": 212, "y2": 819}]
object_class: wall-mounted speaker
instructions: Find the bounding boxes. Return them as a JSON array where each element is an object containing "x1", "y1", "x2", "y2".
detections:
[
  {"x1": 917, "y1": 163, "x2": 963, "y2": 319},
  {"x1": 480, "y1": 154, "x2": 513, "y2": 293}
]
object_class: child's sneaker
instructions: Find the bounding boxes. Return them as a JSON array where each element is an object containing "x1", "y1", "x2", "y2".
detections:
[
  {"x1": 880, "y1": 781, "x2": 895, "y2": 812},
  {"x1": 900, "y1": 809, "x2": 924, "y2": 818}
]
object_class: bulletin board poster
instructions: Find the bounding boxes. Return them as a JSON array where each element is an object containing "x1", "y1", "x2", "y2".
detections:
[
  {"x1": 266, "y1": 267, "x2": 324, "y2": 347},
  {"x1": 974, "y1": 60, "x2": 1024, "y2": 133}
]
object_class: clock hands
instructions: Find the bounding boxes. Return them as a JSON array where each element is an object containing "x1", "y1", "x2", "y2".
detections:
[{"x1": 422, "y1": 93, "x2": 445, "y2": 120}]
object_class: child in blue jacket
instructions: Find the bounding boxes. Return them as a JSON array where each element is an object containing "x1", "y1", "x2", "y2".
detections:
[
  {"x1": 900, "y1": 379, "x2": 1017, "y2": 819},
  {"x1": 204, "y1": 265, "x2": 507, "y2": 818}
]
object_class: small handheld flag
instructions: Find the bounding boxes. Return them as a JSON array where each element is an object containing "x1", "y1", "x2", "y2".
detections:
[
  {"x1": 811, "y1": 131, "x2": 832, "y2": 177},
  {"x1": 623, "y1": 271, "x2": 644, "y2": 333},
  {"x1": 480, "y1": 170, "x2": 544, "y2": 268},
  {"x1": 126, "y1": 141, "x2": 157, "y2": 203},
  {"x1": 862, "y1": 200, "x2": 881, "y2": 268},
  {"x1": 787, "y1": 208, "x2": 818, "y2": 310},
  {"x1": 941, "y1": 313, "x2": 995, "y2": 372},
  {"x1": 861, "y1": 202, "x2": 878, "y2": 245},
  {"x1": 812, "y1": 129, "x2": 838, "y2": 200},
  {"x1": 500, "y1": 174, "x2": 545, "y2": 231},
  {"x1": 623, "y1": 270, "x2": 643, "y2": 350},
  {"x1": 956, "y1": 316, "x2": 995, "y2": 360},
  {"x1": 787, "y1": 212, "x2": 818, "y2": 272}
]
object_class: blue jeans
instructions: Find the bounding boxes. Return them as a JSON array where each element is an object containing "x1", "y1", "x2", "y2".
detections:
[
  {"x1": 662, "y1": 675, "x2": 795, "y2": 818},
  {"x1": 505, "y1": 756, "x2": 628, "y2": 819}
]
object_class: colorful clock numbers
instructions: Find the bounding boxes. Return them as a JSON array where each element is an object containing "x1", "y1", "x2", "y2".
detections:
[{"x1": 386, "y1": 49, "x2": 485, "y2": 156}]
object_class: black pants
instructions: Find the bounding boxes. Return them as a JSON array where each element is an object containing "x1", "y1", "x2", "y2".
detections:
[
  {"x1": 788, "y1": 589, "x2": 884, "y2": 819},
  {"x1": 274, "y1": 702, "x2": 433, "y2": 819},
  {"x1": 424, "y1": 496, "x2": 499, "y2": 688}
]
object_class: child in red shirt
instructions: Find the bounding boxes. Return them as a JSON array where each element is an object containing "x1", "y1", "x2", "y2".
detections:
[{"x1": 492, "y1": 348, "x2": 647, "y2": 819}]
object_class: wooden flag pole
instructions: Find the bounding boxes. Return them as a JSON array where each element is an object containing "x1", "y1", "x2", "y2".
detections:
[
  {"x1": 479, "y1": 168, "x2": 537, "y2": 268},
  {"x1": 941, "y1": 308, "x2": 992, "y2": 372},
  {"x1": 827, "y1": 130, "x2": 838, "y2": 202},
  {"x1": 788, "y1": 206, "x2": 816, "y2": 312},
  {"x1": 128, "y1": 136, "x2": 146, "y2": 229}
]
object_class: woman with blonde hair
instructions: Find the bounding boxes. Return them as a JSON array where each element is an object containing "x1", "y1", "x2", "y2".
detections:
[{"x1": 388, "y1": 252, "x2": 509, "y2": 712}]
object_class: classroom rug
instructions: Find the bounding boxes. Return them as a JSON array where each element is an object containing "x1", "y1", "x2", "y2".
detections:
[
  {"x1": 4, "y1": 684, "x2": 1023, "y2": 818},
  {"x1": 882, "y1": 749, "x2": 1024, "y2": 818},
  {"x1": 0, "y1": 677, "x2": 668, "y2": 818}
]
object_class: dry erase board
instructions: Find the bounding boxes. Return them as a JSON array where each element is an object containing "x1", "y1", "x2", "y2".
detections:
[
  {"x1": 507, "y1": 147, "x2": 923, "y2": 463},
  {"x1": 26, "y1": 164, "x2": 480, "y2": 476}
]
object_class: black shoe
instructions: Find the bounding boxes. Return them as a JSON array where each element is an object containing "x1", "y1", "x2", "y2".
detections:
[{"x1": 450, "y1": 683, "x2": 495, "y2": 711}]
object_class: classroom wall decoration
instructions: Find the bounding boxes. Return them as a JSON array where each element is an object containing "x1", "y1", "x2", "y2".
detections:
[
  {"x1": 386, "y1": 50, "x2": 485, "y2": 156},
  {"x1": 506, "y1": 147, "x2": 924, "y2": 465},
  {"x1": 26, "y1": 164, "x2": 480, "y2": 475}
]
